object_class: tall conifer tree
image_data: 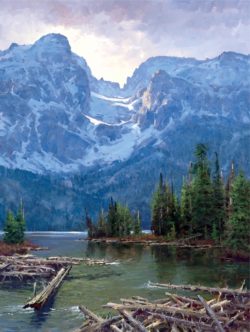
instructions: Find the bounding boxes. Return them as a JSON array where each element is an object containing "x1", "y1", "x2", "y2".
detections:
[
  {"x1": 15, "y1": 200, "x2": 26, "y2": 244},
  {"x1": 225, "y1": 161, "x2": 235, "y2": 221},
  {"x1": 133, "y1": 210, "x2": 142, "y2": 235},
  {"x1": 151, "y1": 173, "x2": 167, "y2": 235},
  {"x1": 3, "y1": 210, "x2": 18, "y2": 244},
  {"x1": 96, "y1": 209, "x2": 106, "y2": 237},
  {"x1": 192, "y1": 144, "x2": 214, "y2": 238},
  {"x1": 180, "y1": 178, "x2": 193, "y2": 235},
  {"x1": 226, "y1": 172, "x2": 250, "y2": 251},
  {"x1": 212, "y1": 153, "x2": 226, "y2": 242},
  {"x1": 107, "y1": 197, "x2": 118, "y2": 236}
]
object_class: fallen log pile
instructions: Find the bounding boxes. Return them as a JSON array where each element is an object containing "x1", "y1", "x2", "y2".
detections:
[
  {"x1": 0, "y1": 255, "x2": 118, "y2": 281},
  {"x1": 76, "y1": 282, "x2": 250, "y2": 331}
]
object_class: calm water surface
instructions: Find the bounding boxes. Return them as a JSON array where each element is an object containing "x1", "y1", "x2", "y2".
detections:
[{"x1": 0, "y1": 232, "x2": 249, "y2": 332}]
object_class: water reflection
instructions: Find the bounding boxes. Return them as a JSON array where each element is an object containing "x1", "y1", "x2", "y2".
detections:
[
  {"x1": 85, "y1": 242, "x2": 108, "y2": 258},
  {"x1": 86, "y1": 242, "x2": 144, "y2": 262},
  {"x1": 150, "y1": 245, "x2": 249, "y2": 288}
]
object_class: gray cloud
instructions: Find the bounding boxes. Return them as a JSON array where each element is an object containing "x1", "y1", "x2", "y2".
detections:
[{"x1": 0, "y1": 0, "x2": 249, "y2": 83}]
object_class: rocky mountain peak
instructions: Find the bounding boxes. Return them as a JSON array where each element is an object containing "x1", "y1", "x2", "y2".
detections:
[
  {"x1": 8, "y1": 42, "x2": 19, "y2": 51},
  {"x1": 29, "y1": 33, "x2": 71, "y2": 61},
  {"x1": 33, "y1": 33, "x2": 71, "y2": 50}
]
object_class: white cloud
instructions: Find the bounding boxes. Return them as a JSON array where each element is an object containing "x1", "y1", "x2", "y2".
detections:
[{"x1": 0, "y1": 0, "x2": 249, "y2": 85}]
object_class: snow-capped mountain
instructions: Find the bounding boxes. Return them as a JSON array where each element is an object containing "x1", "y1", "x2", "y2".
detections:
[
  {"x1": 0, "y1": 34, "x2": 92, "y2": 172},
  {"x1": 0, "y1": 33, "x2": 249, "y2": 229},
  {"x1": 124, "y1": 51, "x2": 250, "y2": 93}
]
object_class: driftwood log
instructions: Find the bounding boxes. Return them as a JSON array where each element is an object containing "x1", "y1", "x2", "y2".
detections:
[
  {"x1": 198, "y1": 295, "x2": 225, "y2": 332},
  {"x1": 23, "y1": 265, "x2": 71, "y2": 310},
  {"x1": 148, "y1": 281, "x2": 250, "y2": 298}
]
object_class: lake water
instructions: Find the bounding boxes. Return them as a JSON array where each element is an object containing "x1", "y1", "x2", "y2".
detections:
[{"x1": 0, "y1": 232, "x2": 249, "y2": 332}]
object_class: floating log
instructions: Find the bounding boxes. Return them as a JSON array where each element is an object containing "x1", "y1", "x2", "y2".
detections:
[
  {"x1": 79, "y1": 305, "x2": 104, "y2": 324},
  {"x1": 23, "y1": 265, "x2": 71, "y2": 310},
  {"x1": 148, "y1": 281, "x2": 250, "y2": 297}
]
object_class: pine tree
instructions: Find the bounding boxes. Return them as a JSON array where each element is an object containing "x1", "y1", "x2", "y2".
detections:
[
  {"x1": 167, "y1": 183, "x2": 180, "y2": 236},
  {"x1": 151, "y1": 174, "x2": 178, "y2": 236},
  {"x1": 3, "y1": 201, "x2": 26, "y2": 244},
  {"x1": 225, "y1": 161, "x2": 235, "y2": 221},
  {"x1": 180, "y1": 178, "x2": 193, "y2": 235},
  {"x1": 107, "y1": 197, "x2": 118, "y2": 236},
  {"x1": 151, "y1": 173, "x2": 166, "y2": 235},
  {"x1": 116, "y1": 204, "x2": 133, "y2": 237},
  {"x1": 212, "y1": 153, "x2": 226, "y2": 242},
  {"x1": 192, "y1": 144, "x2": 214, "y2": 238},
  {"x1": 133, "y1": 210, "x2": 142, "y2": 236},
  {"x1": 160, "y1": 182, "x2": 171, "y2": 236},
  {"x1": 168, "y1": 224, "x2": 176, "y2": 241},
  {"x1": 3, "y1": 210, "x2": 19, "y2": 244},
  {"x1": 96, "y1": 209, "x2": 107, "y2": 237},
  {"x1": 15, "y1": 200, "x2": 26, "y2": 244},
  {"x1": 85, "y1": 209, "x2": 94, "y2": 238},
  {"x1": 211, "y1": 222, "x2": 219, "y2": 242},
  {"x1": 226, "y1": 172, "x2": 250, "y2": 251}
]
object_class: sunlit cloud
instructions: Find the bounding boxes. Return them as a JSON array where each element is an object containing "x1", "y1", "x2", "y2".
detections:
[{"x1": 0, "y1": 0, "x2": 249, "y2": 85}]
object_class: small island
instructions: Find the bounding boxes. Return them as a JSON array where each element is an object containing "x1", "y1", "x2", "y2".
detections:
[{"x1": 86, "y1": 144, "x2": 250, "y2": 262}]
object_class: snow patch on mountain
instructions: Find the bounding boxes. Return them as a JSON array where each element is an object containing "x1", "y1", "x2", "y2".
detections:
[
  {"x1": 83, "y1": 114, "x2": 112, "y2": 126},
  {"x1": 83, "y1": 124, "x2": 158, "y2": 166},
  {"x1": 89, "y1": 91, "x2": 136, "y2": 124},
  {"x1": 91, "y1": 92, "x2": 131, "y2": 103}
]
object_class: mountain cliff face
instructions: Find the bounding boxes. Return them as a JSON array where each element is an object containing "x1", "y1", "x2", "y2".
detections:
[
  {"x1": 0, "y1": 34, "x2": 92, "y2": 172},
  {"x1": 0, "y1": 34, "x2": 249, "y2": 229}
]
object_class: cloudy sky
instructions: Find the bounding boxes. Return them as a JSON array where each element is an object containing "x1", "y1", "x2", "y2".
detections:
[{"x1": 0, "y1": 0, "x2": 249, "y2": 85}]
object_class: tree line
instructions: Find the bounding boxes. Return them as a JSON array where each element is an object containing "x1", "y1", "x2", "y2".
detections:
[
  {"x1": 86, "y1": 197, "x2": 142, "y2": 238},
  {"x1": 151, "y1": 144, "x2": 250, "y2": 251},
  {"x1": 3, "y1": 143, "x2": 249, "y2": 253}
]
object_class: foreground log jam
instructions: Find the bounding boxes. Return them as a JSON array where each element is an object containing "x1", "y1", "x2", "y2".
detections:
[{"x1": 76, "y1": 282, "x2": 250, "y2": 331}]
